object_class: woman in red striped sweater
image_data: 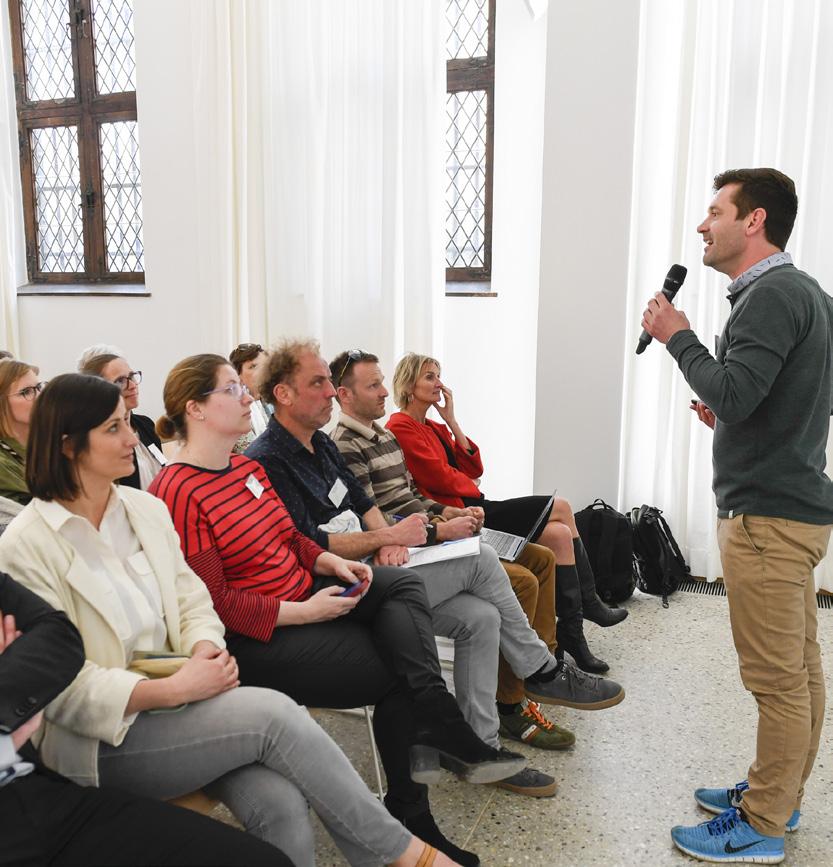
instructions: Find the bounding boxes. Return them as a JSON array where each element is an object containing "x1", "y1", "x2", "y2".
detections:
[
  {"x1": 150, "y1": 354, "x2": 524, "y2": 867},
  {"x1": 386, "y1": 353, "x2": 628, "y2": 676}
]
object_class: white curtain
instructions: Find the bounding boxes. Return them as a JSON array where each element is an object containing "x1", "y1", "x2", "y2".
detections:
[
  {"x1": 619, "y1": 0, "x2": 833, "y2": 589},
  {"x1": 0, "y1": 4, "x2": 23, "y2": 354},
  {"x1": 188, "y1": 0, "x2": 446, "y2": 373}
]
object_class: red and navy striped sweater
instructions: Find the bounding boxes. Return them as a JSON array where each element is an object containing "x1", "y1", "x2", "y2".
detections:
[{"x1": 150, "y1": 455, "x2": 324, "y2": 641}]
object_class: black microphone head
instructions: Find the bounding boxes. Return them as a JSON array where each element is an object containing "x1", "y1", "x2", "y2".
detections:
[{"x1": 664, "y1": 264, "x2": 688, "y2": 292}]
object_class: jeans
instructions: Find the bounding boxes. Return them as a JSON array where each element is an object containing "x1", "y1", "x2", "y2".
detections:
[
  {"x1": 416, "y1": 544, "x2": 553, "y2": 747},
  {"x1": 97, "y1": 687, "x2": 411, "y2": 867}
]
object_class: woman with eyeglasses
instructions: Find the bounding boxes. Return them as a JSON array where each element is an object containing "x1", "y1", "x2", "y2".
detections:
[
  {"x1": 79, "y1": 351, "x2": 164, "y2": 490},
  {"x1": 150, "y1": 354, "x2": 526, "y2": 867},
  {"x1": 0, "y1": 372, "x2": 456, "y2": 867},
  {"x1": 0, "y1": 359, "x2": 46, "y2": 504}
]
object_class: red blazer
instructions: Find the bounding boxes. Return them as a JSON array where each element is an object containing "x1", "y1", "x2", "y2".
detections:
[{"x1": 386, "y1": 412, "x2": 484, "y2": 508}]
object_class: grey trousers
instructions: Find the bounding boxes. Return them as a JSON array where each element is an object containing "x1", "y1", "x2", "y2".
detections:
[
  {"x1": 415, "y1": 544, "x2": 553, "y2": 747},
  {"x1": 97, "y1": 686, "x2": 411, "y2": 867}
]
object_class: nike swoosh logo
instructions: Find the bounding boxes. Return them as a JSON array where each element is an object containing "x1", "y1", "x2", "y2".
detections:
[{"x1": 724, "y1": 841, "x2": 760, "y2": 854}]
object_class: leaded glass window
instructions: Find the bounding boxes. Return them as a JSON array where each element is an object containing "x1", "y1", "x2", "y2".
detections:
[
  {"x1": 8, "y1": 0, "x2": 144, "y2": 285},
  {"x1": 446, "y1": 0, "x2": 494, "y2": 289}
]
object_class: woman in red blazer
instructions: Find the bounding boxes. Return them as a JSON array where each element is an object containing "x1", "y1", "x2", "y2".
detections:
[{"x1": 387, "y1": 354, "x2": 628, "y2": 674}]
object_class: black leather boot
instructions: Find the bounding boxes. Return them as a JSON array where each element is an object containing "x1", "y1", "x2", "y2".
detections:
[
  {"x1": 411, "y1": 690, "x2": 525, "y2": 784},
  {"x1": 574, "y1": 537, "x2": 629, "y2": 627},
  {"x1": 556, "y1": 623, "x2": 610, "y2": 674},
  {"x1": 554, "y1": 563, "x2": 609, "y2": 673}
]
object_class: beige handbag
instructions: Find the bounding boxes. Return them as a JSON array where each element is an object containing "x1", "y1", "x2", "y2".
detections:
[{"x1": 128, "y1": 651, "x2": 189, "y2": 679}]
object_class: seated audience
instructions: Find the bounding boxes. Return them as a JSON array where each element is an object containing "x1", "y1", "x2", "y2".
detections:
[
  {"x1": 387, "y1": 353, "x2": 628, "y2": 674},
  {"x1": 149, "y1": 354, "x2": 515, "y2": 867},
  {"x1": 0, "y1": 570, "x2": 292, "y2": 867},
  {"x1": 244, "y1": 340, "x2": 624, "y2": 798},
  {"x1": 0, "y1": 373, "x2": 446, "y2": 867},
  {"x1": 330, "y1": 350, "x2": 574, "y2": 751},
  {"x1": 229, "y1": 342, "x2": 272, "y2": 436},
  {"x1": 79, "y1": 349, "x2": 164, "y2": 490},
  {"x1": 0, "y1": 359, "x2": 44, "y2": 505}
]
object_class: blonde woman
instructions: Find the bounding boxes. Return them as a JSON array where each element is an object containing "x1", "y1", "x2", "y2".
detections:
[{"x1": 388, "y1": 353, "x2": 628, "y2": 675}]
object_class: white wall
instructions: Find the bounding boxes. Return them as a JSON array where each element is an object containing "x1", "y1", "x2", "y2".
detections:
[
  {"x1": 533, "y1": 0, "x2": 641, "y2": 509},
  {"x1": 442, "y1": 0, "x2": 548, "y2": 500}
]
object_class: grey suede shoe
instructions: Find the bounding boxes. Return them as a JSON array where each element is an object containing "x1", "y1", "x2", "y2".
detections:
[
  {"x1": 525, "y1": 660, "x2": 625, "y2": 710},
  {"x1": 491, "y1": 764, "x2": 557, "y2": 798}
]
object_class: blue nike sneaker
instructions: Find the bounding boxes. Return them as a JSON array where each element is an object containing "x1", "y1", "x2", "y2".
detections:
[
  {"x1": 671, "y1": 808, "x2": 784, "y2": 863},
  {"x1": 694, "y1": 780, "x2": 800, "y2": 833}
]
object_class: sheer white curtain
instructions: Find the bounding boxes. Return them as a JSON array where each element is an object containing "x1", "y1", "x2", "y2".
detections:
[
  {"x1": 0, "y1": 5, "x2": 22, "y2": 354},
  {"x1": 619, "y1": 0, "x2": 833, "y2": 589},
  {"x1": 188, "y1": 0, "x2": 446, "y2": 370}
]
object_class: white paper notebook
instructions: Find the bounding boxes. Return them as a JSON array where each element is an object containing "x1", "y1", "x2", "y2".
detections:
[{"x1": 402, "y1": 536, "x2": 481, "y2": 569}]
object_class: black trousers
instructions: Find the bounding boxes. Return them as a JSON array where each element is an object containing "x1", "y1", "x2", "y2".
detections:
[
  {"x1": 228, "y1": 565, "x2": 448, "y2": 819},
  {"x1": 0, "y1": 769, "x2": 293, "y2": 867}
]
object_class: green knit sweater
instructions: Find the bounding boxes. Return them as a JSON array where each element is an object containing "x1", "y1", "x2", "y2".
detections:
[{"x1": 666, "y1": 264, "x2": 833, "y2": 524}]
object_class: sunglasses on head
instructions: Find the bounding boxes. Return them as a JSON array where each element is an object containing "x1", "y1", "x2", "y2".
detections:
[{"x1": 337, "y1": 349, "x2": 369, "y2": 387}]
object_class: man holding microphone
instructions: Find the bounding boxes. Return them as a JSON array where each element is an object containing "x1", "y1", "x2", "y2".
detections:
[{"x1": 641, "y1": 168, "x2": 833, "y2": 864}]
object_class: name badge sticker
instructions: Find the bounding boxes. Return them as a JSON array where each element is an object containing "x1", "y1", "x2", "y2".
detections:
[
  {"x1": 148, "y1": 443, "x2": 168, "y2": 465},
  {"x1": 328, "y1": 477, "x2": 348, "y2": 507},
  {"x1": 245, "y1": 473, "x2": 264, "y2": 499}
]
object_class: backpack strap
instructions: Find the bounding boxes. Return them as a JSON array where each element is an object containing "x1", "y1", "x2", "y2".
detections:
[{"x1": 656, "y1": 511, "x2": 689, "y2": 572}]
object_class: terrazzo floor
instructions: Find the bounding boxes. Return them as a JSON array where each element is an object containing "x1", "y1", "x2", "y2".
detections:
[{"x1": 302, "y1": 587, "x2": 833, "y2": 866}]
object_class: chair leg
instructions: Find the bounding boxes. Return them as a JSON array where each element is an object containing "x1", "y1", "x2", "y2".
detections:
[{"x1": 363, "y1": 705, "x2": 385, "y2": 801}]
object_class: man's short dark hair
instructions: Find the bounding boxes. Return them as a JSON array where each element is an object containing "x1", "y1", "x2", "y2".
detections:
[
  {"x1": 27, "y1": 373, "x2": 122, "y2": 501},
  {"x1": 329, "y1": 350, "x2": 380, "y2": 394},
  {"x1": 713, "y1": 168, "x2": 797, "y2": 250}
]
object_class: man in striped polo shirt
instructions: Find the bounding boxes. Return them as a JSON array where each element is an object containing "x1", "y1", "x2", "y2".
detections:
[{"x1": 328, "y1": 349, "x2": 594, "y2": 757}]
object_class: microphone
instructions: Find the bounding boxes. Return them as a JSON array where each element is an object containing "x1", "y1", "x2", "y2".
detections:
[{"x1": 635, "y1": 263, "x2": 688, "y2": 354}]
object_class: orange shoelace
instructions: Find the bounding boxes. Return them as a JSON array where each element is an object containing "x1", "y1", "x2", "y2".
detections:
[{"x1": 521, "y1": 700, "x2": 555, "y2": 731}]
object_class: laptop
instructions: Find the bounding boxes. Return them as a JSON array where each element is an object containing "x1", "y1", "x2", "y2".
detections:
[{"x1": 479, "y1": 491, "x2": 557, "y2": 562}]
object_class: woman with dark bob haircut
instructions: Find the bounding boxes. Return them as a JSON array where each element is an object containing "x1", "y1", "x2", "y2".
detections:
[{"x1": 0, "y1": 373, "x2": 451, "y2": 867}]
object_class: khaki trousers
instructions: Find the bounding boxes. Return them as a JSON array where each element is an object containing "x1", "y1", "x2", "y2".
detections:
[
  {"x1": 496, "y1": 543, "x2": 558, "y2": 704},
  {"x1": 718, "y1": 514, "x2": 832, "y2": 837}
]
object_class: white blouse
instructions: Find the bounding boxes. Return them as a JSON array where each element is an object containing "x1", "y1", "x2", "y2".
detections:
[{"x1": 34, "y1": 489, "x2": 169, "y2": 656}]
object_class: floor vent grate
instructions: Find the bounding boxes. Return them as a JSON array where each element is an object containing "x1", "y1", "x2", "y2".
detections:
[{"x1": 676, "y1": 578, "x2": 833, "y2": 609}]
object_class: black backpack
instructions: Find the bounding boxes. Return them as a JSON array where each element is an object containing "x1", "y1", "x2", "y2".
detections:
[
  {"x1": 574, "y1": 499, "x2": 636, "y2": 605},
  {"x1": 629, "y1": 504, "x2": 690, "y2": 607}
]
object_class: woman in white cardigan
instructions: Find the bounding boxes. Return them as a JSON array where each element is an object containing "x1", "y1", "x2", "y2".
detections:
[{"x1": 0, "y1": 373, "x2": 452, "y2": 867}]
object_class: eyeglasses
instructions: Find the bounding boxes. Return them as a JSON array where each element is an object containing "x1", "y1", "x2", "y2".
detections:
[
  {"x1": 337, "y1": 349, "x2": 367, "y2": 387},
  {"x1": 203, "y1": 382, "x2": 252, "y2": 401},
  {"x1": 113, "y1": 371, "x2": 142, "y2": 390},
  {"x1": 9, "y1": 381, "x2": 47, "y2": 401},
  {"x1": 236, "y1": 343, "x2": 263, "y2": 353}
]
